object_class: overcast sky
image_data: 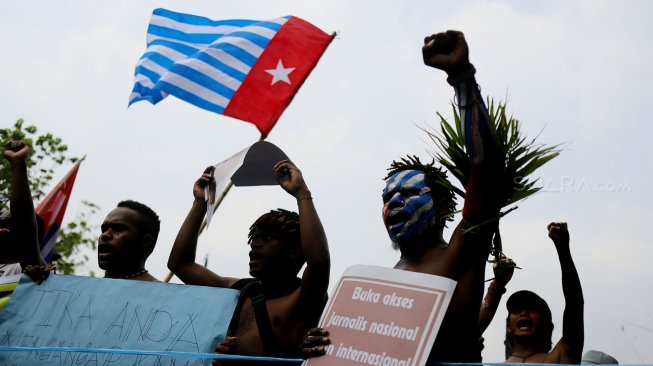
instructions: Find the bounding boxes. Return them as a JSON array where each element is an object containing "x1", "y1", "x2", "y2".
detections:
[{"x1": 1, "y1": 0, "x2": 652, "y2": 363}]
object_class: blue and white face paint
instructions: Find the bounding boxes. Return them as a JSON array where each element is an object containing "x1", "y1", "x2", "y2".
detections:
[{"x1": 382, "y1": 169, "x2": 437, "y2": 244}]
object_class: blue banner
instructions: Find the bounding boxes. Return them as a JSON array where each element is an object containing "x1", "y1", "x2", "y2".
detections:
[{"x1": 0, "y1": 274, "x2": 239, "y2": 366}]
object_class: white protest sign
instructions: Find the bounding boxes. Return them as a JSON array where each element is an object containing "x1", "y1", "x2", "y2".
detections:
[{"x1": 304, "y1": 265, "x2": 456, "y2": 366}]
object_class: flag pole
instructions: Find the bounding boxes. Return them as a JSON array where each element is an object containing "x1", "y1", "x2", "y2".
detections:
[
  {"x1": 36, "y1": 155, "x2": 86, "y2": 215},
  {"x1": 164, "y1": 134, "x2": 266, "y2": 283},
  {"x1": 199, "y1": 133, "x2": 265, "y2": 234}
]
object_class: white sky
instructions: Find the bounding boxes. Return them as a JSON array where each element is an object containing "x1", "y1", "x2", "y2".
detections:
[{"x1": 1, "y1": 0, "x2": 652, "y2": 363}]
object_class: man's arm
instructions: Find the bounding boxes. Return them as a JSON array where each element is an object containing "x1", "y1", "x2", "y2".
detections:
[
  {"x1": 423, "y1": 30, "x2": 502, "y2": 223},
  {"x1": 421, "y1": 31, "x2": 502, "y2": 362},
  {"x1": 274, "y1": 160, "x2": 330, "y2": 315},
  {"x1": 167, "y1": 166, "x2": 238, "y2": 288},
  {"x1": 548, "y1": 222, "x2": 584, "y2": 364},
  {"x1": 4, "y1": 141, "x2": 46, "y2": 269},
  {"x1": 478, "y1": 256, "x2": 515, "y2": 334}
]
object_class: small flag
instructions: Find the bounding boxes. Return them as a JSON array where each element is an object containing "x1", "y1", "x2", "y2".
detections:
[
  {"x1": 205, "y1": 141, "x2": 289, "y2": 226},
  {"x1": 129, "y1": 8, "x2": 334, "y2": 137},
  {"x1": 35, "y1": 158, "x2": 83, "y2": 263}
]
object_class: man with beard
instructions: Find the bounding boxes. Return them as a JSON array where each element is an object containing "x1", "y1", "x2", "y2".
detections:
[
  {"x1": 302, "y1": 29, "x2": 505, "y2": 363},
  {"x1": 376, "y1": 28, "x2": 505, "y2": 363}
]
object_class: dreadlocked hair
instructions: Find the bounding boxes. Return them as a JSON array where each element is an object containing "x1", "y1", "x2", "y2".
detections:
[
  {"x1": 248, "y1": 209, "x2": 301, "y2": 247},
  {"x1": 385, "y1": 155, "x2": 457, "y2": 225}
]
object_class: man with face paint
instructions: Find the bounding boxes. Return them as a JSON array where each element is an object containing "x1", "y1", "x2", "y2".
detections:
[
  {"x1": 384, "y1": 29, "x2": 506, "y2": 363},
  {"x1": 382, "y1": 166, "x2": 447, "y2": 250},
  {"x1": 301, "y1": 30, "x2": 505, "y2": 363}
]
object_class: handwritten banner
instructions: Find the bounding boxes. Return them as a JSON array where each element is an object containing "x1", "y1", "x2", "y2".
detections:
[
  {"x1": 0, "y1": 274, "x2": 239, "y2": 366},
  {"x1": 304, "y1": 265, "x2": 456, "y2": 366}
]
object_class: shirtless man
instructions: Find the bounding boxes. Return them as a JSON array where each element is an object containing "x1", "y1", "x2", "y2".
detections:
[
  {"x1": 2, "y1": 140, "x2": 160, "y2": 283},
  {"x1": 302, "y1": 30, "x2": 504, "y2": 363},
  {"x1": 168, "y1": 160, "x2": 330, "y2": 362},
  {"x1": 505, "y1": 222, "x2": 583, "y2": 364},
  {"x1": 381, "y1": 29, "x2": 505, "y2": 362},
  {"x1": 98, "y1": 200, "x2": 161, "y2": 281}
]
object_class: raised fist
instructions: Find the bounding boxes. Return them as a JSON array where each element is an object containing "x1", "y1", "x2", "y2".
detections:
[
  {"x1": 547, "y1": 221, "x2": 570, "y2": 247},
  {"x1": 422, "y1": 30, "x2": 471, "y2": 76},
  {"x1": 493, "y1": 256, "x2": 516, "y2": 287},
  {"x1": 3, "y1": 140, "x2": 30, "y2": 164}
]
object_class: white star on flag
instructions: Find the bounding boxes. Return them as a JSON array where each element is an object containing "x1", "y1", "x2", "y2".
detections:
[{"x1": 265, "y1": 60, "x2": 295, "y2": 85}]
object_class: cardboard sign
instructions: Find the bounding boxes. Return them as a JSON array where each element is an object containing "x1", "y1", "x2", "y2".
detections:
[
  {"x1": 304, "y1": 265, "x2": 456, "y2": 366},
  {"x1": 0, "y1": 274, "x2": 239, "y2": 365}
]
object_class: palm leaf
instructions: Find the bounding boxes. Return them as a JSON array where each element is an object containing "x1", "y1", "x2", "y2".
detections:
[
  {"x1": 427, "y1": 98, "x2": 560, "y2": 206},
  {"x1": 425, "y1": 98, "x2": 561, "y2": 258}
]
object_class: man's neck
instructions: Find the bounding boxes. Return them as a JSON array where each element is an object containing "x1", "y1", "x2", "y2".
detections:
[
  {"x1": 104, "y1": 266, "x2": 147, "y2": 280},
  {"x1": 398, "y1": 234, "x2": 447, "y2": 261}
]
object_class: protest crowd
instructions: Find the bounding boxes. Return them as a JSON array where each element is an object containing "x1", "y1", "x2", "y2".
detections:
[{"x1": 0, "y1": 17, "x2": 617, "y2": 366}]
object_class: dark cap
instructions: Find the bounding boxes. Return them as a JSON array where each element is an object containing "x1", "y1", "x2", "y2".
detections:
[{"x1": 506, "y1": 290, "x2": 552, "y2": 321}]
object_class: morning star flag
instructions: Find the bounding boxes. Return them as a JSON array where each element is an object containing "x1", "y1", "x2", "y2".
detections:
[
  {"x1": 129, "y1": 8, "x2": 334, "y2": 137},
  {"x1": 35, "y1": 158, "x2": 83, "y2": 263}
]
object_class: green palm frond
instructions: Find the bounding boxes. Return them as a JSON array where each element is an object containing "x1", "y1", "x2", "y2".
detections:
[
  {"x1": 424, "y1": 99, "x2": 561, "y2": 261},
  {"x1": 425, "y1": 99, "x2": 561, "y2": 208}
]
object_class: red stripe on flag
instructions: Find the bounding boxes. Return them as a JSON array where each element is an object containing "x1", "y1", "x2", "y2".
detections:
[
  {"x1": 36, "y1": 160, "x2": 82, "y2": 261},
  {"x1": 223, "y1": 17, "x2": 333, "y2": 137}
]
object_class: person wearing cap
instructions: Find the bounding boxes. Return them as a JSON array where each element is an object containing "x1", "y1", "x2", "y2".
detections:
[{"x1": 505, "y1": 222, "x2": 584, "y2": 364}]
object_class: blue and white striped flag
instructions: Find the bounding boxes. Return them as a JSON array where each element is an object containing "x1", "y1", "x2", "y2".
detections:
[{"x1": 129, "y1": 8, "x2": 333, "y2": 136}]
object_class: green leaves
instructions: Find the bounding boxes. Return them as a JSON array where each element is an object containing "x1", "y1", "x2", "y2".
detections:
[
  {"x1": 425, "y1": 99, "x2": 561, "y2": 209},
  {"x1": 0, "y1": 119, "x2": 74, "y2": 209},
  {"x1": 2, "y1": 119, "x2": 98, "y2": 275},
  {"x1": 425, "y1": 100, "x2": 560, "y2": 260}
]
